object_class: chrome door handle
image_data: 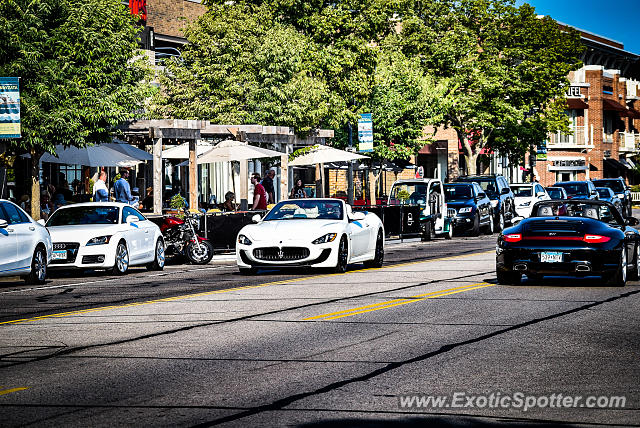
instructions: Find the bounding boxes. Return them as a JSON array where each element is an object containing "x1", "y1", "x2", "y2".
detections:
[
  {"x1": 145, "y1": 229, "x2": 149, "y2": 233},
  {"x1": 29, "y1": 227, "x2": 35, "y2": 231},
  {"x1": 6, "y1": 228, "x2": 13, "y2": 232}
]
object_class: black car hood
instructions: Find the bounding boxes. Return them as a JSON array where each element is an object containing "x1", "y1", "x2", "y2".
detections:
[{"x1": 446, "y1": 200, "x2": 474, "y2": 208}]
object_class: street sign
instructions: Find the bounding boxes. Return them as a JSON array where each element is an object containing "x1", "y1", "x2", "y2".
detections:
[
  {"x1": 536, "y1": 153, "x2": 547, "y2": 161},
  {"x1": 0, "y1": 77, "x2": 20, "y2": 139},
  {"x1": 357, "y1": 113, "x2": 373, "y2": 152}
]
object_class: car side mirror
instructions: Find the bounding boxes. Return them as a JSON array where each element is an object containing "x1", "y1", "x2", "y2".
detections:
[
  {"x1": 349, "y1": 212, "x2": 366, "y2": 222},
  {"x1": 626, "y1": 217, "x2": 639, "y2": 226},
  {"x1": 252, "y1": 214, "x2": 262, "y2": 223},
  {"x1": 0, "y1": 219, "x2": 7, "y2": 229},
  {"x1": 478, "y1": 192, "x2": 486, "y2": 199},
  {"x1": 37, "y1": 219, "x2": 46, "y2": 226},
  {"x1": 511, "y1": 216, "x2": 524, "y2": 226},
  {"x1": 500, "y1": 188, "x2": 510, "y2": 195},
  {"x1": 125, "y1": 215, "x2": 139, "y2": 224}
]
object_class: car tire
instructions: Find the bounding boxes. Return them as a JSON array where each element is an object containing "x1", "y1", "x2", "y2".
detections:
[
  {"x1": 334, "y1": 236, "x2": 349, "y2": 273},
  {"x1": 496, "y1": 269, "x2": 521, "y2": 285},
  {"x1": 628, "y1": 244, "x2": 640, "y2": 281},
  {"x1": 146, "y1": 239, "x2": 165, "y2": 271},
  {"x1": 24, "y1": 246, "x2": 47, "y2": 285},
  {"x1": 495, "y1": 211, "x2": 505, "y2": 232},
  {"x1": 607, "y1": 248, "x2": 627, "y2": 287},
  {"x1": 483, "y1": 213, "x2": 495, "y2": 235},
  {"x1": 470, "y1": 213, "x2": 480, "y2": 236},
  {"x1": 444, "y1": 222, "x2": 453, "y2": 240},
  {"x1": 421, "y1": 221, "x2": 433, "y2": 241},
  {"x1": 364, "y1": 230, "x2": 384, "y2": 268},
  {"x1": 111, "y1": 241, "x2": 129, "y2": 275}
]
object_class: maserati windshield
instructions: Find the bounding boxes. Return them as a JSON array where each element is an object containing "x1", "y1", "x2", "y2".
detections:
[{"x1": 264, "y1": 200, "x2": 343, "y2": 221}]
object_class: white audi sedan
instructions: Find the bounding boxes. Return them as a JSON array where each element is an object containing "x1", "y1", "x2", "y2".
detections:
[
  {"x1": 0, "y1": 199, "x2": 52, "y2": 284},
  {"x1": 46, "y1": 203, "x2": 165, "y2": 274},
  {"x1": 236, "y1": 198, "x2": 384, "y2": 274}
]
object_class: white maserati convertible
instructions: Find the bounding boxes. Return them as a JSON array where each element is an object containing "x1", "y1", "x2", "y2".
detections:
[
  {"x1": 236, "y1": 198, "x2": 384, "y2": 274},
  {"x1": 46, "y1": 203, "x2": 165, "y2": 275}
]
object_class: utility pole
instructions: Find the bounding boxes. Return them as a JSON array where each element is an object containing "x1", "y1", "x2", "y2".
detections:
[{"x1": 347, "y1": 122, "x2": 354, "y2": 205}]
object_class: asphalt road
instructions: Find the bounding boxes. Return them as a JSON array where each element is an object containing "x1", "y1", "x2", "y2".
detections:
[{"x1": 1, "y1": 232, "x2": 639, "y2": 427}]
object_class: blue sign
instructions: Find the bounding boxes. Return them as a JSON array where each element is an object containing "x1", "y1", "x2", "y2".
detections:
[
  {"x1": 357, "y1": 113, "x2": 373, "y2": 152},
  {"x1": 0, "y1": 77, "x2": 20, "y2": 139}
]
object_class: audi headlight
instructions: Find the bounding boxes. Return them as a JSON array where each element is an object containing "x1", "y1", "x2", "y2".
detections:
[
  {"x1": 312, "y1": 233, "x2": 337, "y2": 244},
  {"x1": 86, "y1": 236, "x2": 111, "y2": 246},
  {"x1": 458, "y1": 207, "x2": 472, "y2": 214},
  {"x1": 237, "y1": 234, "x2": 252, "y2": 245}
]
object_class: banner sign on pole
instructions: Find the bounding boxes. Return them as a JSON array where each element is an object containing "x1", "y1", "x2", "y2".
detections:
[
  {"x1": 357, "y1": 113, "x2": 373, "y2": 153},
  {"x1": 0, "y1": 78, "x2": 21, "y2": 139}
]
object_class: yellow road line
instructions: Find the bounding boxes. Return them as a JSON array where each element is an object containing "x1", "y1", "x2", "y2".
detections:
[
  {"x1": 303, "y1": 282, "x2": 488, "y2": 320},
  {"x1": 0, "y1": 387, "x2": 28, "y2": 396},
  {"x1": 309, "y1": 283, "x2": 495, "y2": 321},
  {"x1": 0, "y1": 249, "x2": 495, "y2": 326}
]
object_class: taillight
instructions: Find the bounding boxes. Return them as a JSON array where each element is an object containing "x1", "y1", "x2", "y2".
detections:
[
  {"x1": 503, "y1": 234, "x2": 522, "y2": 242},
  {"x1": 583, "y1": 235, "x2": 610, "y2": 243}
]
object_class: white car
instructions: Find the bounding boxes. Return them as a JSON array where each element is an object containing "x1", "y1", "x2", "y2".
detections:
[
  {"x1": 46, "y1": 203, "x2": 165, "y2": 274},
  {"x1": 0, "y1": 199, "x2": 52, "y2": 284},
  {"x1": 236, "y1": 198, "x2": 384, "y2": 274},
  {"x1": 511, "y1": 183, "x2": 551, "y2": 218}
]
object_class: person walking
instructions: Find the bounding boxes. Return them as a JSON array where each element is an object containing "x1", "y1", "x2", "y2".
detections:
[
  {"x1": 290, "y1": 177, "x2": 306, "y2": 199},
  {"x1": 251, "y1": 173, "x2": 268, "y2": 210},
  {"x1": 261, "y1": 169, "x2": 276, "y2": 204},
  {"x1": 114, "y1": 169, "x2": 136, "y2": 205},
  {"x1": 93, "y1": 171, "x2": 109, "y2": 202}
]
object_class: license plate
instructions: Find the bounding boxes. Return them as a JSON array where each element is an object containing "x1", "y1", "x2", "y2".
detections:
[
  {"x1": 52, "y1": 250, "x2": 67, "y2": 260},
  {"x1": 540, "y1": 252, "x2": 563, "y2": 263}
]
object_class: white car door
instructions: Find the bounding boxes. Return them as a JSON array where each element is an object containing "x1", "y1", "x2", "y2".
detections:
[
  {"x1": 1, "y1": 202, "x2": 37, "y2": 271},
  {"x1": 133, "y1": 208, "x2": 156, "y2": 261},
  {"x1": 121, "y1": 206, "x2": 147, "y2": 262},
  {"x1": 347, "y1": 211, "x2": 370, "y2": 257},
  {"x1": 0, "y1": 204, "x2": 18, "y2": 274}
]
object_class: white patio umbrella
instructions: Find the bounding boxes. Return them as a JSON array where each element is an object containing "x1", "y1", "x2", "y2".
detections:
[
  {"x1": 288, "y1": 144, "x2": 369, "y2": 166},
  {"x1": 161, "y1": 142, "x2": 216, "y2": 159},
  {"x1": 192, "y1": 139, "x2": 283, "y2": 163},
  {"x1": 39, "y1": 144, "x2": 142, "y2": 167}
]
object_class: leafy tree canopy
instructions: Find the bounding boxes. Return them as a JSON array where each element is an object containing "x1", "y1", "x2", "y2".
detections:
[
  {"x1": 400, "y1": 0, "x2": 584, "y2": 173},
  {"x1": 0, "y1": 0, "x2": 152, "y2": 154}
]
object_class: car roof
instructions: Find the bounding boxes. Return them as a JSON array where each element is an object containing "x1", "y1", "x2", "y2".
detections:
[
  {"x1": 510, "y1": 183, "x2": 533, "y2": 187},
  {"x1": 392, "y1": 179, "x2": 441, "y2": 184},
  {"x1": 554, "y1": 181, "x2": 590, "y2": 184}
]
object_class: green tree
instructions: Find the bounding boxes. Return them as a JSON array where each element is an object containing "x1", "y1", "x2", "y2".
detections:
[
  {"x1": 400, "y1": 0, "x2": 583, "y2": 174},
  {"x1": 0, "y1": 0, "x2": 152, "y2": 218}
]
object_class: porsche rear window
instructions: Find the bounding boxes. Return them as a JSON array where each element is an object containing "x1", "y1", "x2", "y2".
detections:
[
  {"x1": 264, "y1": 201, "x2": 343, "y2": 220},
  {"x1": 47, "y1": 207, "x2": 119, "y2": 226}
]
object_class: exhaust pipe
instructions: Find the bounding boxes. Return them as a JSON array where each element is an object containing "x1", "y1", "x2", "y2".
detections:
[
  {"x1": 575, "y1": 264, "x2": 591, "y2": 272},
  {"x1": 514, "y1": 263, "x2": 528, "y2": 271}
]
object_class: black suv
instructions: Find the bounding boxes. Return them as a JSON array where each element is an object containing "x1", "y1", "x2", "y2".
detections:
[
  {"x1": 454, "y1": 174, "x2": 515, "y2": 231},
  {"x1": 592, "y1": 178, "x2": 632, "y2": 217},
  {"x1": 553, "y1": 180, "x2": 599, "y2": 201}
]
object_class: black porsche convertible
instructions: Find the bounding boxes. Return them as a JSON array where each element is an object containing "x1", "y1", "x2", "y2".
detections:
[{"x1": 496, "y1": 200, "x2": 640, "y2": 286}]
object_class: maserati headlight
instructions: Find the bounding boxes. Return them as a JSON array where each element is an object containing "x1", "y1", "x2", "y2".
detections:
[
  {"x1": 519, "y1": 201, "x2": 531, "y2": 207},
  {"x1": 86, "y1": 236, "x2": 111, "y2": 246},
  {"x1": 312, "y1": 233, "x2": 337, "y2": 244},
  {"x1": 458, "y1": 207, "x2": 473, "y2": 214},
  {"x1": 490, "y1": 200, "x2": 499, "y2": 207},
  {"x1": 237, "y1": 234, "x2": 252, "y2": 245}
]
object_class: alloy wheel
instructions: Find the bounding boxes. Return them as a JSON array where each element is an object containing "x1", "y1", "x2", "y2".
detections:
[
  {"x1": 156, "y1": 240, "x2": 166, "y2": 268},
  {"x1": 115, "y1": 243, "x2": 129, "y2": 273},
  {"x1": 35, "y1": 250, "x2": 46, "y2": 282}
]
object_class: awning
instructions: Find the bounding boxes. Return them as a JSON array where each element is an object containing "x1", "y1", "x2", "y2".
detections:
[
  {"x1": 419, "y1": 141, "x2": 447, "y2": 155},
  {"x1": 626, "y1": 108, "x2": 640, "y2": 119},
  {"x1": 604, "y1": 158, "x2": 626, "y2": 170},
  {"x1": 566, "y1": 98, "x2": 588, "y2": 109},
  {"x1": 603, "y1": 99, "x2": 630, "y2": 116}
]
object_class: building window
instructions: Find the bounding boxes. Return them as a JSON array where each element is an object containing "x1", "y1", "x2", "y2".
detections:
[{"x1": 556, "y1": 171, "x2": 575, "y2": 182}]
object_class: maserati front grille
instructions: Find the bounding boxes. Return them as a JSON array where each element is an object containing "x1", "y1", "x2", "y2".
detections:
[{"x1": 253, "y1": 247, "x2": 310, "y2": 261}]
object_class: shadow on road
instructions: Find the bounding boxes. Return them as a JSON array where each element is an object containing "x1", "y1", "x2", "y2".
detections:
[{"x1": 298, "y1": 416, "x2": 582, "y2": 427}]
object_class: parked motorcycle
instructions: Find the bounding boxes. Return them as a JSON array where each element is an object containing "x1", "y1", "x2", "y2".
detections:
[{"x1": 160, "y1": 211, "x2": 214, "y2": 264}]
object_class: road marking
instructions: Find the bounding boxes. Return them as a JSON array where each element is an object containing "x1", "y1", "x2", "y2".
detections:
[
  {"x1": 305, "y1": 282, "x2": 495, "y2": 321},
  {"x1": 0, "y1": 250, "x2": 495, "y2": 326},
  {"x1": 0, "y1": 387, "x2": 28, "y2": 396}
]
